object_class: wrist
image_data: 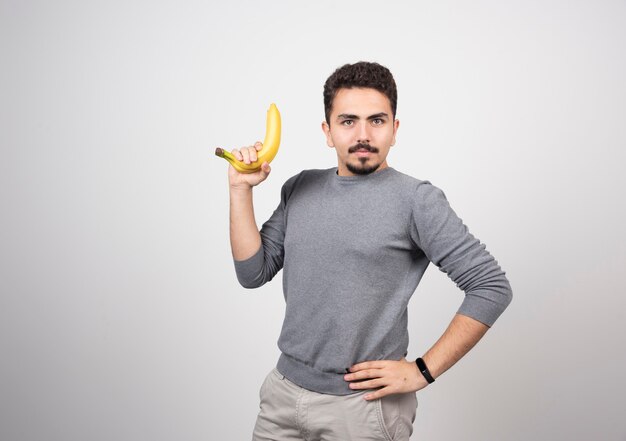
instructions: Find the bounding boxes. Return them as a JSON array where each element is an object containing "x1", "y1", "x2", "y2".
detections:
[
  {"x1": 415, "y1": 357, "x2": 436, "y2": 384},
  {"x1": 229, "y1": 183, "x2": 253, "y2": 195}
]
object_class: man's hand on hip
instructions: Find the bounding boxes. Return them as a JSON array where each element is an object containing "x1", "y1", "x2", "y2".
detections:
[{"x1": 344, "y1": 358, "x2": 428, "y2": 401}]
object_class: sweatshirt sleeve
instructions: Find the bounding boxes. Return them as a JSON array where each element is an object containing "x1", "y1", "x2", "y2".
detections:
[
  {"x1": 409, "y1": 181, "x2": 513, "y2": 326},
  {"x1": 232, "y1": 173, "x2": 299, "y2": 289}
]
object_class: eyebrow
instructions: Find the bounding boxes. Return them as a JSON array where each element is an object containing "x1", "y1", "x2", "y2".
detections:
[{"x1": 336, "y1": 112, "x2": 389, "y2": 121}]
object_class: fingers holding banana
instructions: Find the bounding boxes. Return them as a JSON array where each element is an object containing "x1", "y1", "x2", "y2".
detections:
[
  {"x1": 232, "y1": 142, "x2": 263, "y2": 165},
  {"x1": 227, "y1": 144, "x2": 271, "y2": 188}
]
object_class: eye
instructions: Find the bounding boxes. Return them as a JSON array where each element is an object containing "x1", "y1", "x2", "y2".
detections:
[
  {"x1": 341, "y1": 120, "x2": 354, "y2": 126},
  {"x1": 372, "y1": 118, "x2": 384, "y2": 126}
]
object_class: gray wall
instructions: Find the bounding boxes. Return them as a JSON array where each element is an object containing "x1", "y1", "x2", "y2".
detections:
[{"x1": 1, "y1": 1, "x2": 625, "y2": 440}]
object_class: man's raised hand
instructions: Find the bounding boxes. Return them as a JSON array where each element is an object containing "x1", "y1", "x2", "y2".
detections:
[{"x1": 228, "y1": 141, "x2": 271, "y2": 189}]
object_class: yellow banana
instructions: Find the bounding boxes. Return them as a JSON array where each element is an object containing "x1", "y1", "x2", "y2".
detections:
[{"x1": 215, "y1": 103, "x2": 281, "y2": 173}]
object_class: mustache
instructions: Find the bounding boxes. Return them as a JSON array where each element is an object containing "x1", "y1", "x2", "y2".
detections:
[{"x1": 348, "y1": 143, "x2": 379, "y2": 154}]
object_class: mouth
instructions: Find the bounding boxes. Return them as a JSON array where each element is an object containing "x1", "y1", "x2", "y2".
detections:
[{"x1": 354, "y1": 149, "x2": 373, "y2": 157}]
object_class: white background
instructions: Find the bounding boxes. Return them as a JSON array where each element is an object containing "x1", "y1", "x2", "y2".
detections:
[{"x1": 1, "y1": 0, "x2": 625, "y2": 440}]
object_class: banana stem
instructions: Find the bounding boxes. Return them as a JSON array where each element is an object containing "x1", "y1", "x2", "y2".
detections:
[
  {"x1": 215, "y1": 147, "x2": 236, "y2": 161},
  {"x1": 215, "y1": 147, "x2": 236, "y2": 160}
]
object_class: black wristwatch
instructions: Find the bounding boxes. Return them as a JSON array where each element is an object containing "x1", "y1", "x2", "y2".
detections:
[{"x1": 415, "y1": 357, "x2": 436, "y2": 384}]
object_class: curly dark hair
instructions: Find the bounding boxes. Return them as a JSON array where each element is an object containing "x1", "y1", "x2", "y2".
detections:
[{"x1": 323, "y1": 61, "x2": 398, "y2": 125}]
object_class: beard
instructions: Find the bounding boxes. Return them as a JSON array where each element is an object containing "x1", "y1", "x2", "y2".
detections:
[
  {"x1": 346, "y1": 143, "x2": 381, "y2": 175},
  {"x1": 346, "y1": 160, "x2": 381, "y2": 175}
]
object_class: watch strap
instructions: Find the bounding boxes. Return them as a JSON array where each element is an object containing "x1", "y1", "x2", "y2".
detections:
[{"x1": 415, "y1": 357, "x2": 435, "y2": 384}]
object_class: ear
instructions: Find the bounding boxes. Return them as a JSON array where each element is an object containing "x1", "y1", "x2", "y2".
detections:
[
  {"x1": 321, "y1": 121, "x2": 335, "y2": 148},
  {"x1": 391, "y1": 118, "x2": 400, "y2": 146}
]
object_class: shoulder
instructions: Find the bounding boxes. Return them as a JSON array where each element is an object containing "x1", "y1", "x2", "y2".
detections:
[
  {"x1": 282, "y1": 167, "x2": 333, "y2": 187},
  {"x1": 279, "y1": 167, "x2": 334, "y2": 200},
  {"x1": 387, "y1": 168, "x2": 447, "y2": 205}
]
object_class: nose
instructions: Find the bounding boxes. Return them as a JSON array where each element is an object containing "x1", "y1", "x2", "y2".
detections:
[{"x1": 357, "y1": 121, "x2": 370, "y2": 144}]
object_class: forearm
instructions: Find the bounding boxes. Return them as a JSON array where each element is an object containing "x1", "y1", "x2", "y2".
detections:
[
  {"x1": 345, "y1": 313, "x2": 490, "y2": 399},
  {"x1": 421, "y1": 313, "x2": 489, "y2": 380},
  {"x1": 229, "y1": 187, "x2": 262, "y2": 261}
]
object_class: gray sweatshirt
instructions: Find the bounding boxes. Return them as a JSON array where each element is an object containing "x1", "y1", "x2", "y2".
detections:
[{"x1": 234, "y1": 166, "x2": 512, "y2": 395}]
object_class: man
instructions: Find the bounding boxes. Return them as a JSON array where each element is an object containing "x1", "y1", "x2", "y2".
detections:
[{"x1": 227, "y1": 61, "x2": 512, "y2": 440}]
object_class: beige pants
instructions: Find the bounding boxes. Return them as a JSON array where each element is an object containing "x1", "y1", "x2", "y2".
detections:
[{"x1": 252, "y1": 368, "x2": 418, "y2": 441}]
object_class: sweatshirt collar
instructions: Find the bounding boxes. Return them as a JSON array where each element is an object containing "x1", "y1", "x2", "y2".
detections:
[{"x1": 333, "y1": 166, "x2": 395, "y2": 184}]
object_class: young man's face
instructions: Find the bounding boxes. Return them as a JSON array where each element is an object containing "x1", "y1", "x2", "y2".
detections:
[{"x1": 322, "y1": 87, "x2": 400, "y2": 176}]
